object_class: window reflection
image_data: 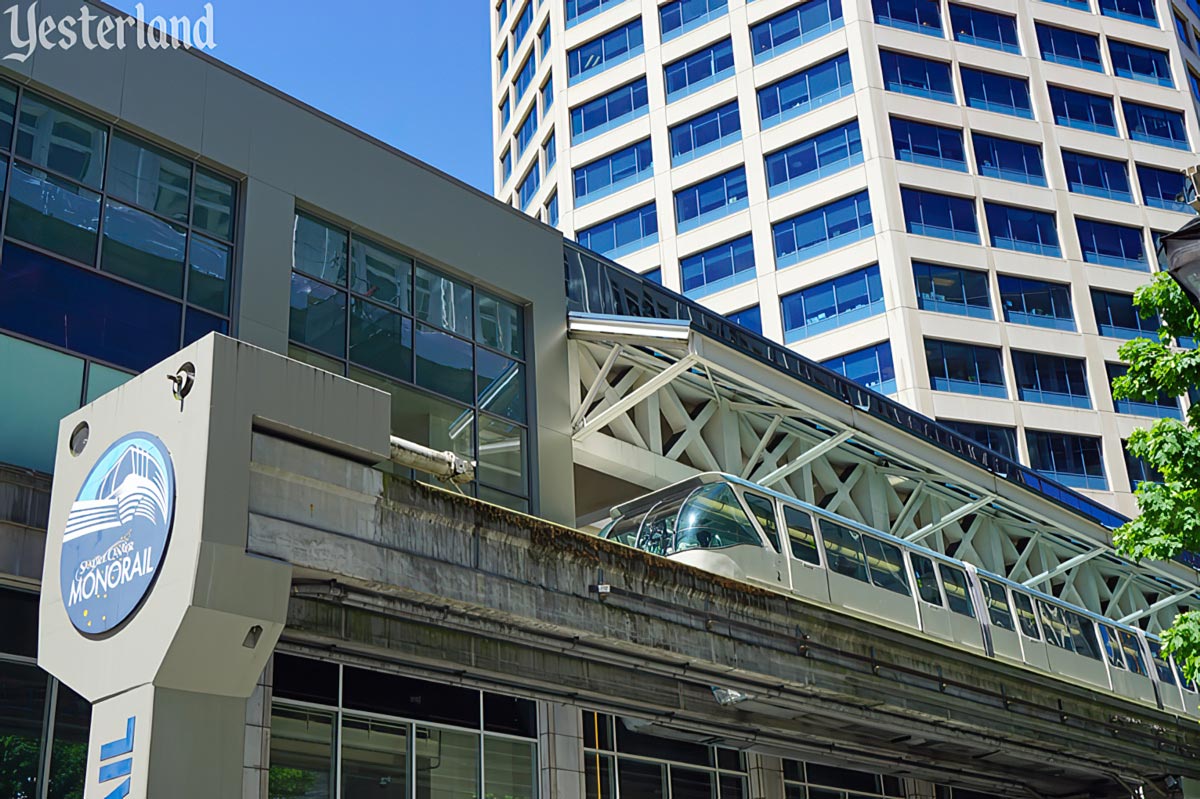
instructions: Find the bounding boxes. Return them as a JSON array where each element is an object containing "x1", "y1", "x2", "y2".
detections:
[
  {"x1": 477, "y1": 349, "x2": 526, "y2": 423},
  {"x1": 15, "y1": 93, "x2": 107, "y2": 188},
  {"x1": 269, "y1": 706, "x2": 335, "y2": 799},
  {"x1": 415, "y1": 324, "x2": 474, "y2": 404},
  {"x1": 47, "y1": 684, "x2": 90, "y2": 799},
  {"x1": 294, "y1": 212, "x2": 348, "y2": 284},
  {"x1": 8, "y1": 162, "x2": 100, "y2": 265},
  {"x1": 415, "y1": 726, "x2": 479, "y2": 799},
  {"x1": 289, "y1": 273, "x2": 347, "y2": 357},
  {"x1": 193, "y1": 168, "x2": 236, "y2": 241},
  {"x1": 101, "y1": 199, "x2": 187, "y2": 296},
  {"x1": 188, "y1": 234, "x2": 231, "y2": 314},
  {"x1": 350, "y1": 300, "x2": 412, "y2": 381},
  {"x1": 479, "y1": 416, "x2": 527, "y2": 495},
  {"x1": 106, "y1": 132, "x2": 190, "y2": 223},
  {"x1": 351, "y1": 237, "x2": 412, "y2": 311},
  {"x1": 342, "y1": 717, "x2": 408, "y2": 799},
  {"x1": 477, "y1": 290, "x2": 524, "y2": 358},
  {"x1": 416, "y1": 265, "x2": 473, "y2": 338},
  {"x1": 0, "y1": 660, "x2": 49, "y2": 799}
]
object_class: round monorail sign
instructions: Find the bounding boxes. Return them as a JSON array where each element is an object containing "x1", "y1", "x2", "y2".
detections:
[{"x1": 59, "y1": 433, "x2": 176, "y2": 635}]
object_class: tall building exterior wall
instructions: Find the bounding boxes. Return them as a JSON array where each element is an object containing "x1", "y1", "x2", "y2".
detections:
[{"x1": 492, "y1": 0, "x2": 1200, "y2": 517}]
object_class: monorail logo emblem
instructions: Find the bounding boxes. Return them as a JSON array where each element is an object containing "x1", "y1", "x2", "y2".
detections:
[{"x1": 59, "y1": 433, "x2": 175, "y2": 635}]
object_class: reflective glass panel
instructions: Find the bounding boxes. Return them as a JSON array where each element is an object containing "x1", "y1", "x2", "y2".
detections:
[
  {"x1": 85, "y1": 362, "x2": 134, "y2": 404},
  {"x1": 485, "y1": 737, "x2": 536, "y2": 799},
  {"x1": 783, "y1": 505, "x2": 820, "y2": 565},
  {"x1": 101, "y1": 199, "x2": 187, "y2": 296},
  {"x1": 618, "y1": 759, "x2": 665, "y2": 799},
  {"x1": 293, "y1": 212, "x2": 349, "y2": 285},
  {"x1": 289, "y1": 273, "x2": 347, "y2": 357},
  {"x1": 415, "y1": 324, "x2": 474, "y2": 404},
  {"x1": 820, "y1": 520, "x2": 868, "y2": 582},
  {"x1": 183, "y1": 308, "x2": 228, "y2": 346},
  {"x1": 414, "y1": 726, "x2": 479, "y2": 799},
  {"x1": 909, "y1": 553, "x2": 942, "y2": 605},
  {"x1": 980, "y1": 578, "x2": 1014, "y2": 630},
  {"x1": 0, "y1": 661, "x2": 47, "y2": 799},
  {"x1": 0, "y1": 333, "x2": 84, "y2": 473},
  {"x1": 7, "y1": 162, "x2": 100, "y2": 265},
  {"x1": 16, "y1": 93, "x2": 106, "y2": 188},
  {"x1": 415, "y1": 265, "x2": 473, "y2": 338},
  {"x1": 477, "y1": 291, "x2": 524, "y2": 358},
  {"x1": 0, "y1": 81, "x2": 15, "y2": 149},
  {"x1": 341, "y1": 717, "x2": 408, "y2": 799},
  {"x1": 1012, "y1": 592, "x2": 1041, "y2": 639},
  {"x1": 939, "y1": 564, "x2": 974, "y2": 617},
  {"x1": 743, "y1": 492, "x2": 782, "y2": 552},
  {"x1": 350, "y1": 299, "x2": 412, "y2": 381},
  {"x1": 106, "y1": 132, "x2": 191, "y2": 222},
  {"x1": 193, "y1": 168, "x2": 236, "y2": 241},
  {"x1": 479, "y1": 415, "x2": 527, "y2": 495},
  {"x1": 47, "y1": 684, "x2": 91, "y2": 799},
  {"x1": 269, "y1": 706, "x2": 335, "y2": 799},
  {"x1": 351, "y1": 375, "x2": 475, "y2": 464},
  {"x1": 862, "y1": 536, "x2": 910, "y2": 595},
  {"x1": 477, "y1": 349, "x2": 526, "y2": 423},
  {"x1": 351, "y1": 237, "x2": 412, "y2": 311},
  {"x1": 188, "y1": 233, "x2": 232, "y2": 314}
]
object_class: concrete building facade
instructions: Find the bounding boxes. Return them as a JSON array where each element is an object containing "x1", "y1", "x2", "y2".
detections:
[{"x1": 492, "y1": 0, "x2": 1200, "y2": 517}]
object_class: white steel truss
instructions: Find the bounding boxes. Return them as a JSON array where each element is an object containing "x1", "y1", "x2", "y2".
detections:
[{"x1": 567, "y1": 316, "x2": 1199, "y2": 634}]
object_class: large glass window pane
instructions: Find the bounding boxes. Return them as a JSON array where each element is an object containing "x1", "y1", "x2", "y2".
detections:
[
  {"x1": 341, "y1": 717, "x2": 409, "y2": 799},
  {"x1": 293, "y1": 213, "x2": 348, "y2": 285},
  {"x1": 16, "y1": 93, "x2": 106, "y2": 188},
  {"x1": 7, "y1": 163, "x2": 99, "y2": 265},
  {"x1": 672, "y1": 767, "x2": 715, "y2": 799},
  {"x1": 269, "y1": 706, "x2": 335, "y2": 799},
  {"x1": 289, "y1": 273, "x2": 347, "y2": 358},
  {"x1": 105, "y1": 132, "x2": 190, "y2": 222},
  {"x1": 46, "y1": 683, "x2": 90, "y2": 799},
  {"x1": 477, "y1": 349, "x2": 526, "y2": 423},
  {"x1": 350, "y1": 300, "x2": 412, "y2": 381},
  {"x1": 415, "y1": 324, "x2": 474, "y2": 404},
  {"x1": 0, "y1": 81, "x2": 16, "y2": 149},
  {"x1": 183, "y1": 307, "x2": 227, "y2": 346},
  {"x1": 0, "y1": 243, "x2": 181, "y2": 372},
  {"x1": 187, "y1": 234, "x2": 231, "y2": 314},
  {"x1": 0, "y1": 588, "x2": 39, "y2": 658},
  {"x1": 0, "y1": 333, "x2": 84, "y2": 472},
  {"x1": 85, "y1": 362, "x2": 134, "y2": 404},
  {"x1": 485, "y1": 737, "x2": 536, "y2": 799},
  {"x1": 415, "y1": 266, "x2": 473, "y2": 338},
  {"x1": 618, "y1": 759, "x2": 665, "y2": 799},
  {"x1": 477, "y1": 292, "x2": 524, "y2": 359},
  {"x1": 585, "y1": 752, "x2": 615, "y2": 799},
  {"x1": 193, "y1": 168, "x2": 236, "y2": 241},
  {"x1": 353, "y1": 376, "x2": 475, "y2": 465},
  {"x1": 0, "y1": 661, "x2": 47, "y2": 799},
  {"x1": 101, "y1": 199, "x2": 187, "y2": 296},
  {"x1": 414, "y1": 727, "x2": 479, "y2": 799},
  {"x1": 479, "y1": 415, "x2": 527, "y2": 495},
  {"x1": 351, "y1": 238, "x2": 412, "y2": 312}
]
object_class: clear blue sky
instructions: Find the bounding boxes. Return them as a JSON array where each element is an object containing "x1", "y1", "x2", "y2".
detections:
[{"x1": 107, "y1": 0, "x2": 495, "y2": 192}]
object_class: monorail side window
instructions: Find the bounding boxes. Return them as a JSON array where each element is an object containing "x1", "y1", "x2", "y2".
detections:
[
  {"x1": 909, "y1": 553, "x2": 943, "y2": 606},
  {"x1": 1147, "y1": 641, "x2": 1178, "y2": 686},
  {"x1": 782, "y1": 506, "x2": 821, "y2": 565},
  {"x1": 1011, "y1": 592, "x2": 1041, "y2": 640},
  {"x1": 1173, "y1": 661, "x2": 1195, "y2": 693},
  {"x1": 938, "y1": 564, "x2": 975, "y2": 617},
  {"x1": 1065, "y1": 611, "x2": 1101, "y2": 660},
  {"x1": 1038, "y1": 602, "x2": 1073, "y2": 652},
  {"x1": 1117, "y1": 631, "x2": 1148, "y2": 677},
  {"x1": 1098, "y1": 626, "x2": 1127, "y2": 671},
  {"x1": 819, "y1": 520, "x2": 869, "y2": 583},
  {"x1": 744, "y1": 492, "x2": 783, "y2": 553},
  {"x1": 979, "y1": 578, "x2": 1015, "y2": 631},
  {"x1": 861, "y1": 536, "x2": 911, "y2": 596}
]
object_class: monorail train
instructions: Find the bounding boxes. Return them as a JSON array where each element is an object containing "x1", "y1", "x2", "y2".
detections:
[{"x1": 599, "y1": 472, "x2": 1198, "y2": 717}]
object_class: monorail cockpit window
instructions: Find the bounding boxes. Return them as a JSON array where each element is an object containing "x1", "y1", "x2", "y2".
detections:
[
  {"x1": 744, "y1": 492, "x2": 783, "y2": 553},
  {"x1": 637, "y1": 497, "x2": 686, "y2": 556},
  {"x1": 819, "y1": 520, "x2": 869, "y2": 583},
  {"x1": 782, "y1": 506, "x2": 821, "y2": 565},
  {"x1": 979, "y1": 578, "x2": 1015, "y2": 631},
  {"x1": 1148, "y1": 641, "x2": 1178, "y2": 686},
  {"x1": 938, "y1": 564, "x2": 975, "y2": 617},
  {"x1": 1011, "y1": 591, "x2": 1041, "y2": 640},
  {"x1": 603, "y1": 515, "x2": 643, "y2": 547},
  {"x1": 1117, "y1": 630, "x2": 1149, "y2": 677},
  {"x1": 861, "y1": 536, "x2": 911, "y2": 596},
  {"x1": 1098, "y1": 626, "x2": 1127, "y2": 671},
  {"x1": 909, "y1": 554, "x2": 943, "y2": 606},
  {"x1": 675, "y1": 483, "x2": 763, "y2": 552}
]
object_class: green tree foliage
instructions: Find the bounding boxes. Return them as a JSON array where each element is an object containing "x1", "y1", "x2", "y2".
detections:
[{"x1": 1110, "y1": 272, "x2": 1200, "y2": 680}]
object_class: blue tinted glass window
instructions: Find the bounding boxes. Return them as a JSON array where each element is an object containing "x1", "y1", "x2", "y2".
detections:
[
  {"x1": 497, "y1": 0, "x2": 509, "y2": 30},
  {"x1": 670, "y1": 101, "x2": 741, "y2": 165},
  {"x1": 901, "y1": 188, "x2": 979, "y2": 243},
  {"x1": 973, "y1": 134, "x2": 1045, "y2": 185},
  {"x1": 766, "y1": 120, "x2": 863, "y2": 196},
  {"x1": 1013, "y1": 351, "x2": 1091, "y2": 409},
  {"x1": 577, "y1": 203, "x2": 658, "y2": 258},
  {"x1": 1042, "y1": 0, "x2": 1090, "y2": 9},
  {"x1": 546, "y1": 192, "x2": 559, "y2": 226},
  {"x1": 926, "y1": 339, "x2": 1006, "y2": 398},
  {"x1": 540, "y1": 23, "x2": 551, "y2": 56},
  {"x1": 568, "y1": 19, "x2": 644, "y2": 83},
  {"x1": 1026, "y1": 431, "x2": 1107, "y2": 490},
  {"x1": 985, "y1": 203, "x2": 1060, "y2": 257},
  {"x1": 751, "y1": 0, "x2": 844, "y2": 63},
  {"x1": 1110, "y1": 40, "x2": 1173, "y2": 86},
  {"x1": 681, "y1": 234, "x2": 756, "y2": 297},
  {"x1": 570, "y1": 78, "x2": 649, "y2": 143},
  {"x1": 574, "y1": 139, "x2": 653, "y2": 206},
  {"x1": 1036, "y1": 23, "x2": 1103, "y2": 71},
  {"x1": 1098, "y1": 0, "x2": 1156, "y2": 25},
  {"x1": 664, "y1": 38, "x2": 735, "y2": 101},
  {"x1": 1123, "y1": 102, "x2": 1189, "y2": 149},
  {"x1": 1175, "y1": 13, "x2": 1191, "y2": 46},
  {"x1": 1061, "y1": 151, "x2": 1132, "y2": 201},
  {"x1": 0, "y1": 333, "x2": 85, "y2": 472},
  {"x1": 727, "y1": 304, "x2": 762, "y2": 334},
  {"x1": 1107, "y1": 363, "x2": 1180, "y2": 418},
  {"x1": 821, "y1": 342, "x2": 896, "y2": 394},
  {"x1": 998, "y1": 275, "x2": 1074, "y2": 330},
  {"x1": 881, "y1": 51, "x2": 955, "y2": 103},
  {"x1": 758, "y1": 53, "x2": 854, "y2": 128},
  {"x1": 513, "y1": 1, "x2": 533, "y2": 43},
  {"x1": 939, "y1": 420, "x2": 1017, "y2": 461},
  {"x1": 961, "y1": 67, "x2": 1033, "y2": 117},
  {"x1": 1125, "y1": 443, "x2": 1163, "y2": 490},
  {"x1": 913, "y1": 262, "x2": 991, "y2": 318},
  {"x1": 517, "y1": 111, "x2": 537, "y2": 156},
  {"x1": 515, "y1": 54, "x2": 536, "y2": 99},
  {"x1": 781, "y1": 265, "x2": 885, "y2": 341},
  {"x1": 544, "y1": 132, "x2": 557, "y2": 169},
  {"x1": 7, "y1": 163, "x2": 100, "y2": 266},
  {"x1": 1076, "y1": 218, "x2": 1147, "y2": 270},
  {"x1": 891, "y1": 118, "x2": 965, "y2": 171},
  {"x1": 501, "y1": 149, "x2": 512, "y2": 182},
  {"x1": 566, "y1": 0, "x2": 627, "y2": 28},
  {"x1": 661, "y1": 0, "x2": 728, "y2": 41},
  {"x1": 1092, "y1": 288, "x2": 1159, "y2": 338},
  {"x1": 0, "y1": 242, "x2": 182, "y2": 372},
  {"x1": 518, "y1": 167, "x2": 540, "y2": 210},
  {"x1": 542, "y1": 76, "x2": 554, "y2": 115},
  {"x1": 674, "y1": 166, "x2": 748, "y2": 232},
  {"x1": 642, "y1": 267, "x2": 662, "y2": 284},
  {"x1": 874, "y1": 0, "x2": 942, "y2": 35},
  {"x1": 773, "y1": 190, "x2": 873, "y2": 268},
  {"x1": 500, "y1": 95, "x2": 511, "y2": 128},
  {"x1": 949, "y1": 4, "x2": 1019, "y2": 53},
  {"x1": 1049, "y1": 86, "x2": 1116, "y2": 134},
  {"x1": 1138, "y1": 164, "x2": 1190, "y2": 212},
  {"x1": 498, "y1": 48, "x2": 510, "y2": 82}
]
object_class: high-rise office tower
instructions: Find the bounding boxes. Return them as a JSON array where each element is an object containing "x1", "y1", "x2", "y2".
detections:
[{"x1": 491, "y1": 0, "x2": 1200, "y2": 516}]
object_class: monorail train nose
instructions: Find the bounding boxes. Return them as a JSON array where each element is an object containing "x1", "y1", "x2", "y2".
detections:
[{"x1": 667, "y1": 548, "x2": 747, "y2": 581}]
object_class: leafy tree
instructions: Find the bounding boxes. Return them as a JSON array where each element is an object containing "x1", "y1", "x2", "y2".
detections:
[
  {"x1": 268, "y1": 765, "x2": 317, "y2": 799},
  {"x1": 1110, "y1": 272, "x2": 1200, "y2": 680}
]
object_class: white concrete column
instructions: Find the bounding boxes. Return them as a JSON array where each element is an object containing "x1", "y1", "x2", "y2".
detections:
[
  {"x1": 242, "y1": 658, "x2": 274, "y2": 799},
  {"x1": 747, "y1": 752, "x2": 785, "y2": 799},
  {"x1": 539, "y1": 701, "x2": 585, "y2": 799}
]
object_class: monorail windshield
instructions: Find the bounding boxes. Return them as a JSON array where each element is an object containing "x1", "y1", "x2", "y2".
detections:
[{"x1": 602, "y1": 482, "x2": 764, "y2": 556}]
